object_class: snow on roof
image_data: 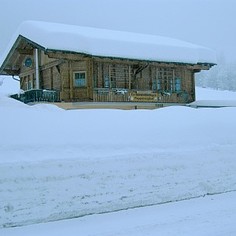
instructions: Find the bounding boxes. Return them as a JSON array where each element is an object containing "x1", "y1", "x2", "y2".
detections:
[{"x1": 0, "y1": 21, "x2": 216, "y2": 67}]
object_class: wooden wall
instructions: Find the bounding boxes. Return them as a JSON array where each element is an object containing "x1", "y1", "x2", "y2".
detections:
[
  {"x1": 19, "y1": 51, "x2": 61, "y2": 92},
  {"x1": 41, "y1": 66, "x2": 61, "y2": 91},
  {"x1": 18, "y1": 49, "x2": 196, "y2": 103},
  {"x1": 92, "y1": 60, "x2": 195, "y2": 103},
  {"x1": 59, "y1": 60, "x2": 93, "y2": 102}
]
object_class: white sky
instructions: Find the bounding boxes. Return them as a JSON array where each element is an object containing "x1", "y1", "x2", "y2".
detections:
[{"x1": 0, "y1": 0, "x2": 235, "y2": 63}]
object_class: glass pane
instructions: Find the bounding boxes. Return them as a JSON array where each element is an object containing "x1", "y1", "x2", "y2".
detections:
[
  {"x1": 104, "y1": 76, "x2": 109, "y2": 88},
  {"x1": 74, "y1": 72, "x2": 86, "y2": 87},
  {"x1": 175, "y1": 78, "x2": 181, "y2": 92}
]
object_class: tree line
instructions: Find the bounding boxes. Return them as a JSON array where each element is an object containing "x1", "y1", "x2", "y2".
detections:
[{"x1": 196, "y1": 63, "x2": 236, "y2": 91}]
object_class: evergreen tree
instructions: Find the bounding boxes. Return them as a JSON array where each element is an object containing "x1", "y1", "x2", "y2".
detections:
[{"x1": 196, "y1": 63, "x2": 236, "y2": 91}]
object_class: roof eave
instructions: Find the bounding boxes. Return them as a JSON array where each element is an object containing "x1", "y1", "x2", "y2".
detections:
[
  {"x1": 0, "y1": 35, "x2": 45, "y2": 76},
  {"x1": 46, "y1": 48, "x2": 215, "y2": 68},
  {"x1": 0, "y1": 35, "x2": 216, "y2": 76}
]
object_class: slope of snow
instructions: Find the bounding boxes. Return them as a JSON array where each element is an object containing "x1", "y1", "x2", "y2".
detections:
[
  {"x1": 0, "y1": 76, "x2": 20, "y2": 96},
  {"x1": 192, "y1": 87, "x2": 236, "y2": 107},
  {"x1": 0, "y1": 21, "x2": 216, "y2": 69},
  {"x1": 189, "y1": 100, "x2": 236, "y2": 107},
  {"x1": 196, "y1": 86, "x2": 236, "y2": 100},
  {"x1": 1, "y1": 78, "x2": 236, "y2": 230}
]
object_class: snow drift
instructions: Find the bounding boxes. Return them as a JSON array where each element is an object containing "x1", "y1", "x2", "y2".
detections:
[{"x1": 1, "y1": 78, "x2": 236, "y2": 227}]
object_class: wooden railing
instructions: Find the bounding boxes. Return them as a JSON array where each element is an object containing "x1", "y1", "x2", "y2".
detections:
[
  {"x1": 10, "y1": 89, "x2": 60, "y2": 104},
  {"x1": 93, "y1": 88, "x2": 129, "y2": 102},
  {"x1": 93, "y1": 88, "x2": 190, "y2": 103}
]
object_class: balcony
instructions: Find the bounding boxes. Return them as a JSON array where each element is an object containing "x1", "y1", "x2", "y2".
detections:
[{"x1": 10, "y1": 89, "x2": 60, "y2": 104}]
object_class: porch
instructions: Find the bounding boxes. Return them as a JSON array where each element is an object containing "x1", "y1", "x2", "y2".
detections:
[
  {"x1": 10, "y1": 89, "x2": 60, "y2": 104},
  {"x1": 93, "y1": 88, "x2": 190, "y2": 103}
]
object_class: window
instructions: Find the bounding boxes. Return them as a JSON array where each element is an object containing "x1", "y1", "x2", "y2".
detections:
[
  {"x1": 104, "y1": 76, "x2": 110, "y2": 88},
  {"x1": 175, "y1": 78, "x2": 181, "y2": 92},
  {"x1": 157, "y1": 68, "x2": 182, "y2": 93},
  {"x1": 158, "y1": 68, "x2": 173, "y2": 92},
  {"x1": 74, "y1": 72, "x2": 87, "y2": 87}
]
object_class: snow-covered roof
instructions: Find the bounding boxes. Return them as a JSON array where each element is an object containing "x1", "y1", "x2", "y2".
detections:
[{"x1": 0, "y1": 21, "x2": 216, "y2": 69}]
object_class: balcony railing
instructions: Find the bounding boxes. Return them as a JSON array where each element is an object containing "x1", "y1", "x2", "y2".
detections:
[
  {"x1": 93, "y1": 88, "x2": 189, "y2": 103},
  {"x1": 10, "y1": 89, "x2": 60, "y2": 104}
]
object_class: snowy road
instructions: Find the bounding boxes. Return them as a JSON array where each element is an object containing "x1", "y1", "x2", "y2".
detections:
[
  {"x1": 1, "y1": 146, "x2": 236, "y2": 228},
  {"x1": 1, "y1": 191, "x2": 236, "y2": 236}
]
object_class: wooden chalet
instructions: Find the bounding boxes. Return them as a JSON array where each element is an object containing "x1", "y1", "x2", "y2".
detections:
[{"x1": 0, "y1": 21, "x2": 216, "y2": 108}]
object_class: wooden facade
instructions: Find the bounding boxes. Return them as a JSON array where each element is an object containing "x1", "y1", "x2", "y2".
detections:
[
  {"x1": 17, "y1": 50, "x2": 208, "y2": 104},
  {"x1": 1, "y1": 35, "x2": 214, "y2": 105}
]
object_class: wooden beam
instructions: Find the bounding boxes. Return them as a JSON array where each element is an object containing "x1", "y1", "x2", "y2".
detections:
[
  {"x1": 17, "y1": 48, "x2": 34, "y2": 55},
  {"x1": 50, "y1": 67, "x2": 53, "y2": 90},
  {"x1": 40, "y1": 59, "x2": 65, "y2": 71},
  {"x1": 19, "y1": 68, "x2": 35, "y2": 77},
  {"x1": 186, "y1": 64, "x2": 212, "y2": 71},
  {"x1": 46, "y1": 51, "x2": 87, "y2": 61},
  {"x1": 69, "y1": 61, "x2": 73, "y2": 100},
  {"x1": 46, "y1": 50, "x2": 214, "y2": 71},
  {"x1": 3, "y1": 68, "x2": 20, "y2": 75},
  {"x1": 87, "y1": 59, "x2": 93, "y2": 99}
]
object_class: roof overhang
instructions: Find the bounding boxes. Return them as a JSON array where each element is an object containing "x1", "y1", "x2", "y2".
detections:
[
  {"x1": 0, "y1": 26, "x2": 216, "y2": 76},
  {"x1": 0, "y1": 35, "x2": 45, "y2": 75}
]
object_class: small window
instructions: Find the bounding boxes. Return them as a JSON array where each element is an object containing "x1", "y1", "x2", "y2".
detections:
[
  {"x1": 104, "y1": 76, "x2": 110, "y2": 88},
  {"x1": 175, "y1": 78, "x2": 181, "y2": 92},
  {"x1": 74, "y1": 72, "x2": 87, "y2": 87}
]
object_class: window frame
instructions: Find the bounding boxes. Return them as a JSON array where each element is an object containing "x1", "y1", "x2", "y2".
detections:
[
  {"x1": 73, "y1": 71, "x2": 87, "y2": 88},
  {"x1": 156, "y1": 68, "x2": 182, "y2": 93},
  {"x1": 175, "y1": 77, "x2": 182, "y2": 92}
]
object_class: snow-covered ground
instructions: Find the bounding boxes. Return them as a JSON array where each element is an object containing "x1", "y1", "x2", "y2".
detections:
[
  {"x1": 196, "y1": 86, "x2": 236, "y2": 100},
  {"x1": 1, "y1": 76, "x2": 236, "y2": 234},
  {"x1": 2, "y1": 191, "x2": 236, "y2": 236}
]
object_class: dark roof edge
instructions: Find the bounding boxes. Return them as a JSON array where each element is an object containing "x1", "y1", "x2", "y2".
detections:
[
  {"x1": 0, "y1": 35, "x2": 45, "y2": 75},
  {"x1": 19, "y1": 35, "x2": 45, "y2": 51},
  {"x1": 1, "y1": 35, "x2": 216, "y2": 76},
  {"x1": 46, "y1": 48, "x2": 216, "y2": 67}
]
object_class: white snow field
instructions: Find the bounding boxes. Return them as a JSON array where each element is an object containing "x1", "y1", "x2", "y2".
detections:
[{"x1": 1, "y1": 77, "x2": 236, "y2": 235}]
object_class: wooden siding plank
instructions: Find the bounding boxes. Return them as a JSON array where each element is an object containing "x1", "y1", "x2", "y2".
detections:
[{"x1": 69, "y1": 61, "x2": 73, "y2": 100}]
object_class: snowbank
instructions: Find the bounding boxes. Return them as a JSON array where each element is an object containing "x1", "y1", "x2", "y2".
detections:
[
  {"x1": 189, "y1": 100, "x2": 236, "y2": 108},
  {"x1": 1, "y1": 85, "x2": 236, "y2": 227},
  {"x1": 196, "y1": 86, "x2": 236, "y2": 100},
  {"x1": 192, "y1": 87, "x2": 236, "y2": 107},
  {"x1": 0, "y1": 76, "x2": 20, "y2": 96}
]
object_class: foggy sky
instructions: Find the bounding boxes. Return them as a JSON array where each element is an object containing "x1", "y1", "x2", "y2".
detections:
[{"x1": 0, "y1": 0, "x2": 235, "y2": 63}]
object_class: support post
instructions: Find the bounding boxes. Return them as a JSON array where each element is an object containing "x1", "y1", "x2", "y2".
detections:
[
  {"x1": 128, "y1": 65, "x2": 131, "y2": 90},
  {"x1": 69, "y1": 61, "x2": 73, "y2": 100},
  {"x1": 35, "y1": 48, "x2": 40, "y2": 89}
]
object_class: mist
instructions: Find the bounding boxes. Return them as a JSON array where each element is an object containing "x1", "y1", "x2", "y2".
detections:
[{"x1": 1, "y1": 0, "x2": 236, "y2": 63}]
